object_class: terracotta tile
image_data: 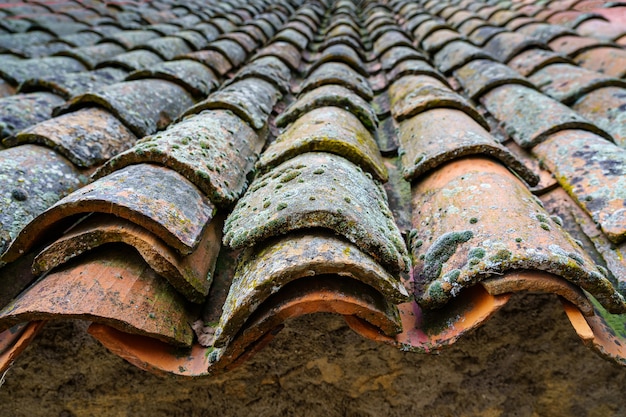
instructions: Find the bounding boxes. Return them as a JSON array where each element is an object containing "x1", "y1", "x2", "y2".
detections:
[
  {"x1": 181, "y1": 49, "x2": 233, "y2": 76},
  {"x1": 258, "y1": 106, "x2": 387, "y2": 182},
  {"x1": 468, "y1": 25, "x2": 508, "y2": 46},
  {"x1": 55, "y1": 32, "x2": 103, "y2": 48},
  {"x1": 273, "y1": 27, "x2": 309, "y2": 51},
  {"x1": 422, "y1": 28, "x2": 464, "y2": 53},
  {"x1": 206, "y1": 38, "x2": 247, "y2": 67},
  {"x1": 481, "y1": 84, "x2": 612, "y2": 148},
  {"x1": 484, "y1": 32, "x2": 548, "y2": 63},
  {"x1": 434, "y1": 40, "x2": 495, "y2": 74},
  {"x1": 97, "y1": 49, "x2": 163, "y2": 72},
  {"x1": 373, "y1": 30, "x2": 413, "y2": 58},
  {"x1": 482, "y1": 270, "x2": 593, "y2": 315},
  {"x1": 410, "y1": 157, "x2": 625, "y2": 313},
  {"x1": 0, "y1": 93, "x2": 66, "y2": 140},
  {"x1": 507, "y1": 48, "x2": 572, "y2": 77},
  {"x1": 577, "y1": 18, "x2": 626, "y2": 40},
  {"x1": 0, "y1": 246, "x2": 194, "y2": 346},
  {"x1": 380, "y1": 46, "x2": 426, "y2": 71},
  {"x1": 224, "y1": 152, "x2": 409, "y2": 274},
  {"x1": 455, "y1": 58, "x2": 536, "y2": 100},
  {"x1": 404, "y1": 14, "x2": 432, "y2": 34},
  {"x1": 379, "y1": 285, "x2": 510, "y2": 352},
  {"x1": 276, "y1": 84, "x2": 378, "y2": 133},
  {"x1": 573, "y1": 47, "x2": 626, "y2": 78},
  {"x1": 0, "y1": 56, "x2": 86, "y2": 86},
  {"x1": 218, "y1": 276, "x2": 403, "y2": 367},
  {"x1": 571, "y1": 87, "x2": 626, "y2": 147},
  {"x1": 97, "y1": 110, "x2": 261, "y2": 207},
  {"x1": 0, "y1": 32, "x2": 55, "y2": 57},
  {"x1": 128, "y1": 59, "x2": 218, "y2": 99},
  {"x1": 563, "y1": 297, "x2": 626, "y2": 366},
  {"x1": 413, "y1": 19, "x2": 453, "y2": 46},
  {"x1": 548, "y1": 34, "x2": 611, "y2": 57},
  {"x1": 397, "y1": 108, "x2": 538, "y2": 185},
  {"x1": 298, "y1": 62, "x2": 373, "y2": 101},
  {"x1": 252, "y1": 41, "x2": 302, "y2": 71},
  {"x1": 0, "y1": 322, "x2": 45, "y2": 374},
  {"x1": 20, "y1": 67, "x2": 128, "y2": 100},
  {"x1": 103, "y1": 30, "x2": 160, "y2": 49},
  {"x1": 193, "y1": 23, "x2": 221, "y2": 41},
  {"x1": 183, "y1": 78, "x2": 280, "y2": 131},
  {"x1": 310, "y1": 44, "x2": 367, "y2": 77},
  {"x1": 490, "y1": 10, "x2": 526, "y2": 26},
  {"x1": 504, "y1": 140, "x2": 559, "y2": 194},
  {"x1": 533, "y1": 130, "x2": 626, "y2": 244},
  {"x1": 457, "y1": 17, "x2": 491, "y2": 36},
  {"x1": 506, "y1": 16, "x2": 541, "y2": 31},
  {"x1": 386, "y1": 59, "x2": 449, "y2": 86},
  {"x1": 325, "y1": 23, "x2": 362, "y2": 46},
  {"x1": 214, "y1": 233, "x2": 409, "y2": 348},
  {"x1": 136, "y1": 36, "x2": 192, "y2": 60},
  {"x1": 9, "y1": 107, "x2": 137, "y2": 168},
  {"x1": 219, "y1": 31, "x2": 260, "y2": 55},
  {"x1": 56, "y1": 79, "x2": 194, "y2": 138},
  {"x1": 3, "y1": 163, "x2": 215, "y2": 262},
  {"x1": 389, "y1": 74, "x2": 489, "y2": 130},
  {"x1": 477, "y1": 5, "x2": 507, "y2": 21},
  {"x1": 367, "y1": 18, "x2": 396, "y2": 36},
  {"x1": 447, "y1": 10, "x2": 479, "y2": 29}
]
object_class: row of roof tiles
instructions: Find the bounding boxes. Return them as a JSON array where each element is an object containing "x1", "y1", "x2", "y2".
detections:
[{"x1": 0, "y1": 0, "x2": 625, "y2": 377}]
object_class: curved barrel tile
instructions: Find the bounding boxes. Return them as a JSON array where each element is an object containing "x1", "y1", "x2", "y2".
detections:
[
  {"x1": 2, "y1": 164, "x2": 215, "y2": 262},
  {"x1": 386, "y1": 59, "x2": 449, "y2": 86},
  {"x1": 10, "y1": 107, "x2": 137, "y2": 168},
  {"x1": 572, "y1": 87, "x2": 626, "y2": 148},
  {"x1": 454, "y1": 58, "x2": 535, "y2": 100},
  {"x1": 0, "y1": 145, "x2": 85, "y2": 257},
  {"x1": 507, "y1": 48, "x2": 573, "y2": 77},
  {"x1": 398, "y1": 108, "x2": 538, "y2": 185},
  {"x1": 252, "y1": 41, "x2": 302, "y2": 71},
  {"x1": 275, "y1": 85, "x2": 379, "y2": 132},
  {"x1": 0, "y1": 246, "x2": 194, "y2": 346},
  {"x1": 0, "y1": 322, "x2": 45, "y2": 374},
  {"x1": 433, "y1": 40, "x2": 495, "y2": 74},
  {"x1": 223, "y1": 152, "x2": 410, "y2": 274},
  {"x1": 96, "y1": 110, "x2": 262, "y2": 207},
  {"x1": 127, "y1": 59, "x2": 219, "y2": 99},
  {"x1": 0, "y1": 93, "x2": 65, "y2": 140},
  {"x1": 0, "y1": 57, "x2": 86, "y2": 85},
  {"x1": 228, "y1": 56, "x2": 291, "y2": 94},
  {"x1": 258, "y1": 106, "x2": 387, "y2": 182},
  {"x1": 298, "y1": 62, "x2": 373, "y2": 101},
  {"x1": 55, "y1": 79, "x2": 195, "y2": 138},
  {"x1": 180, "y1": 50, "x2": 233, "y2": 77},
  {"x1": 213, "y1": 233, "x2": 409, "y2": 348},
  {"x1": 533, "y1": 130, "x2": 626, "y2": 244},
  {"x1": 33, "y1": 214, "x2": 223, "y2": 303},
  {"x1": 410, "y1": 157, "x2": 625, "y2": 313},
  {"x1": 96, "y1": 50, "x2": 164, "y2": 72}
]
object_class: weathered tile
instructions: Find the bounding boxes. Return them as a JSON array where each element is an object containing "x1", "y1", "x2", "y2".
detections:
[
  {"x1": 414, "y1": 20, "x2": 453, "y2": 45},
  {"x1": 573, "y1": 47, "x2": 626, "y2": 78},
  {"x1": 572, "y1": 87, "x2": 626, "y2": 148},
  {"x1": 299, "y1": 62, "x2": 373, "y2": 101},
  {"x1": 97, "y1": 50, "x2": 163, "y2": 72},
  {"x1": 275, "y1": 85, "x2": 378, "y2": 133},
  {"x1": 0, "y1": 145, "x2": 85, "y2": 257},
  {"x1": 57, "y1": 32, "x2": 103, "y2": 48},
  {"x1": 217, "y1": 275, "x2": 403, "y2": 369},
  {"x1": 468, "y1": 26, "x2": 507, "y2": 46},
  {"x1": 533, "y1": 130, "x2": 626, "y2": 244},
  {"x1": 224, "y1": 153, "x2": 410, "y2": 274},
  {"x1": 516, "y1": 22, "x2": 576, "y2": 43},
  {"x1": 219, "y1": 31, "x2": 259, "y2": 54},
  {"x1": 182, "y1": 78, "x2": 280, "y2": 131},
  {"x1": 34, "y1": 214, "x2": 222, "y2": 304},
  {"x1": 398, "y1": 108, "x2": 538, "y2": 185},
  {"x1": 373, "y1": 30, "x2": 413, "y2": 57},
  {"x1": 410, "y1": 157, "x2": 625, "y2": 313},
  {"x1": 386, "y1": 59, "x2": 449, "y2": 85},
  {"x1": 405, "y1": 13, "x2": 432, "y2": 34},
  {"x1": 0, "y1": 57, "x2": 87, "y2": 86},
  {"x1": 484, "y1": 32, "x2": 547, "y2": 63},
  {"x1": 252, "y1": 41, "x2": 302, "y2": 71},
  {"x1": 139, "y1": 36, "x2": 193, "y2": 60},
  {"x1": 311, "y1": 44, "x2": 368, "y2": 77},
  {"x1": 181, "y1": 49, "x2": 232, "y2": 76},
  {"x1": 548, "y1": 35, "x2": 611, "y2": 57},
  {"x1": 434, "y1": 40, "x2": 495, "y2": 74},
  {"x1": 9, "y1": 107, "x2": 137, "y2": 168},
  {"x1": 0, "y1": 322, "x2": 44, "y2": 374},
  {"x1": 422, "y1": 29, "x2": 464, "y2": 53},
  {"x1": 273, "y1": 28, "x2": 309, "y2": 51},
  {"x1": 97, "y1": 110, "x2": 262, "y2": 207},
  {"x1": 455, "y1": 59, "x2": 535, "y2": 100},
  {"x1": 504, "y1": 140, "x2": 558, "y2": 194},
  {"x1": 577, "y1": 18, "x2": 626, "y2": 41},
  {"x1": 506, "y1": 16, "x2": 539, "y2": 31},
  {"x1": 0, "y1": 93, "x2": 66, "y2": 140},
  {"x1": 380, "y1": 46, "x2": 426, "y2": 71},
  {"x1": 128, "y1": 59, "x2": 218, "y2": 99},
  {"x1": 214, "y1": 233, "x2": 409, "y2": 348},
  {"x1": 229, "y1": 56, "x2": 291, "y2": 94},
  {"x1": 529, "y1": 63, "x2": 626, "y2": 104},
  {"x1": 56, "y1": 79, "x2": 194, "y2": 138},
  {"x1": 481, "y1": 84, "x2": 612, "y2": 148},
  {"x1": 490, "y1": 10, "x2": 526, "y2": 26},
  {"x1": 206, "y1": 39, "x2": 247, "y2": 67},
  {"x1": 19, "y1": 67, "x2": 128, "y2": 99},
  {"x1": 447, "y1": 10, "x2": 478, "y2": 29},
  {"x1": 507, "y1": 48, "x2": 572, "y2": 77},
  {"x1": 104, "y1": 30, "x2": 160, "y2": 49},
  {"x1": 0, "y1": 31, "x2": 54, "y2": 57},
  {"x1": 2, "y1": 164, "x2": 214, "y2": 261},
  {"x1": 389, "y1": 75, "x2": 489, "y2": 130},
  {"x1": 174, "y1": 30, "x2": 210, "y2": 50},
  {"x1": 0, "y1": 246, "x2": 194, "y2": 346},
  {"x1": 258, "y1": 107, "x2": 387, "y2": 182}
]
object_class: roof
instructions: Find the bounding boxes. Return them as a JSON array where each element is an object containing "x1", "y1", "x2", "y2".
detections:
[{"x1": 0, "y1": 0, "x2": 626, "y2": 381}]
